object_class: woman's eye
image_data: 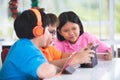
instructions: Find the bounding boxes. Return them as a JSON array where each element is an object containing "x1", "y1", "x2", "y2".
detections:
[
  {"x1": 72, "y1": 27, "x2": 77, "y2": 30},
  {"x1": 63, "y1": 30, "x2": 68, "y2": 32}
]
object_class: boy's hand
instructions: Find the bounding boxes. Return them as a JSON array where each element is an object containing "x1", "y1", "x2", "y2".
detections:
[{"x1": 70, "y1": 43, "x2": 95, "y2": 65}]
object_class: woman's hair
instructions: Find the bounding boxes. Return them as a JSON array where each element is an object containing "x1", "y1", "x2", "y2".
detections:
[
  {"x1": 14, "y1": 8, "x2": 49, "y2": 39},
  {"x1": 57, "y1": 11, "x2": 84, "y2": 41},
  {"x1": 47, "y1": 13, "x2": 59, "y2": 27}
]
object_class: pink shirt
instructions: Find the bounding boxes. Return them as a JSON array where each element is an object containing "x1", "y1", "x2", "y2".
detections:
[{"x1": 53, "y1": 32, "x2": 111, "y2": 53}]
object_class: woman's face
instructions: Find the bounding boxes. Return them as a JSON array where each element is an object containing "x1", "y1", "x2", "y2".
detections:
[{"x1": 59, "y1": 22, "x2": 80, "y2": 44}]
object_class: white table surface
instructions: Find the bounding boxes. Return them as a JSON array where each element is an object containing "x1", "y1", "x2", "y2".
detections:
[{"x1": 45, "y1": 58, "x2": 120, "y2": 80}]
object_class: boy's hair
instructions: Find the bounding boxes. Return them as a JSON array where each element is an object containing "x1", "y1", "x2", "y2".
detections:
[
  {"x1": 57, "y1": 11, "x2": 84, "y2": 41},
  {"x1": 14, "y1": 8, "x2": 49, "y2": 39},
  {"x1": 47, "y1": 13, "x2": 59, "y2": 27}
]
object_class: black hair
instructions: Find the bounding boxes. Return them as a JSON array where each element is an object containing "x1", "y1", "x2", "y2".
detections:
[
  {"x1": 14, "y1": 8, "x2": 49, "y2": 39},
  {"x1": 57, "y1": 11, "x2": 84, "y2": 41}
]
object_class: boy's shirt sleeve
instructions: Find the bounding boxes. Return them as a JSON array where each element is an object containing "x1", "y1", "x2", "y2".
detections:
[{"x1": 48, "y1": 46, "x2": 62, "y2": 60}]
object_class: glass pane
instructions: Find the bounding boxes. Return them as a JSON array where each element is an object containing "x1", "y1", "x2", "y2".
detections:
[
  {"x1": 0, "y1": 0, "x2": 118, "y2": 42},
  {"x1": 115, "y1": 0, "x2": 120, "y2": 40}
]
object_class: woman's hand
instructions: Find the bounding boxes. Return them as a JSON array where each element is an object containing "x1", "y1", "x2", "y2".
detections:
[
  {"x1": 97, "y1": 50, "x2": 112, "y2": 60},
  {"x1": 104, "y1": 50, "x2": 112, "y2": 60}
]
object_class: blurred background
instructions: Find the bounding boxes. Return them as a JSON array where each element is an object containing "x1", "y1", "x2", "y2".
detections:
[{"x1": 0, "y1": 0, "x2": 120, "y2": 66}]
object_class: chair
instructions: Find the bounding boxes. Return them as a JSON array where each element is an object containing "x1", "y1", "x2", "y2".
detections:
[{"x1": 1, "y1": 46, "x2": 11, "y2": 63}]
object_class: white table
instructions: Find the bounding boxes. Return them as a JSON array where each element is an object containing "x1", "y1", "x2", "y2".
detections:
[{"x1": 45, "y1": 58, "x2": 120, "y2": 80}]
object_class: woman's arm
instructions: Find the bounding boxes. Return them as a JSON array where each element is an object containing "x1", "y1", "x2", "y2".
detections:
[{"x1": 97, "y1": 50, "x2": 112, "y2": 60}]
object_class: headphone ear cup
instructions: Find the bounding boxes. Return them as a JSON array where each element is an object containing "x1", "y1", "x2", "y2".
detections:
[{"x1": 32, "y1": 26, "x2": 43, "y2": 37}]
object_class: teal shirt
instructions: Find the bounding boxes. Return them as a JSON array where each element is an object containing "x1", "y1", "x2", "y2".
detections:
[{"x1": 0, "y1": 39, "x2": 47, "y2": 80}]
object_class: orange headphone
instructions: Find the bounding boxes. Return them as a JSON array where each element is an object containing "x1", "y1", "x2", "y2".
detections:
[{"x1": 30, "y1": 8, "x2": 43, "y2": 37}]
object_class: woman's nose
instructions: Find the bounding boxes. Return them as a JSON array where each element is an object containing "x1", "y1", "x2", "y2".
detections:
[{"x1": 69, "y1": 30, "x2": 74, "y2": 35}]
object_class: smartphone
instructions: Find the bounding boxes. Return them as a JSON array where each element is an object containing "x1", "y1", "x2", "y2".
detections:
[{"x1": 91, "y1": 44, "x2": 99, "y2": 52}]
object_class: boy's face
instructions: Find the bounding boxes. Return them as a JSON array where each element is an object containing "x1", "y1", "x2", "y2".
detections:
[
  {"x1": 48, "y1": 25, "x2": 57, "y2": 41},
  {"x1": 42, "y1": 27, "x2": 52, "y2": 48}
]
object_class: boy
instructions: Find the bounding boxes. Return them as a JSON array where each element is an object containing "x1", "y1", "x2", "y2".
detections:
[{"x1": 0, "y1": 8, "x2": 58, "y2": 80}]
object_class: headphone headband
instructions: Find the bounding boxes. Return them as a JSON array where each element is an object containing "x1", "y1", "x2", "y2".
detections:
[
  {"x1": 30, "y1": 8, "x2": 43, "y2": 37},
  {"x1": 30, "y1": 8, "x2": 42, "y2": 26}
]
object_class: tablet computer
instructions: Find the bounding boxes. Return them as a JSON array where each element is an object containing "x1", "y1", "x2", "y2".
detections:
[{"x1": 60, "y1": 52, "x2": 76, "y2": 74}]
